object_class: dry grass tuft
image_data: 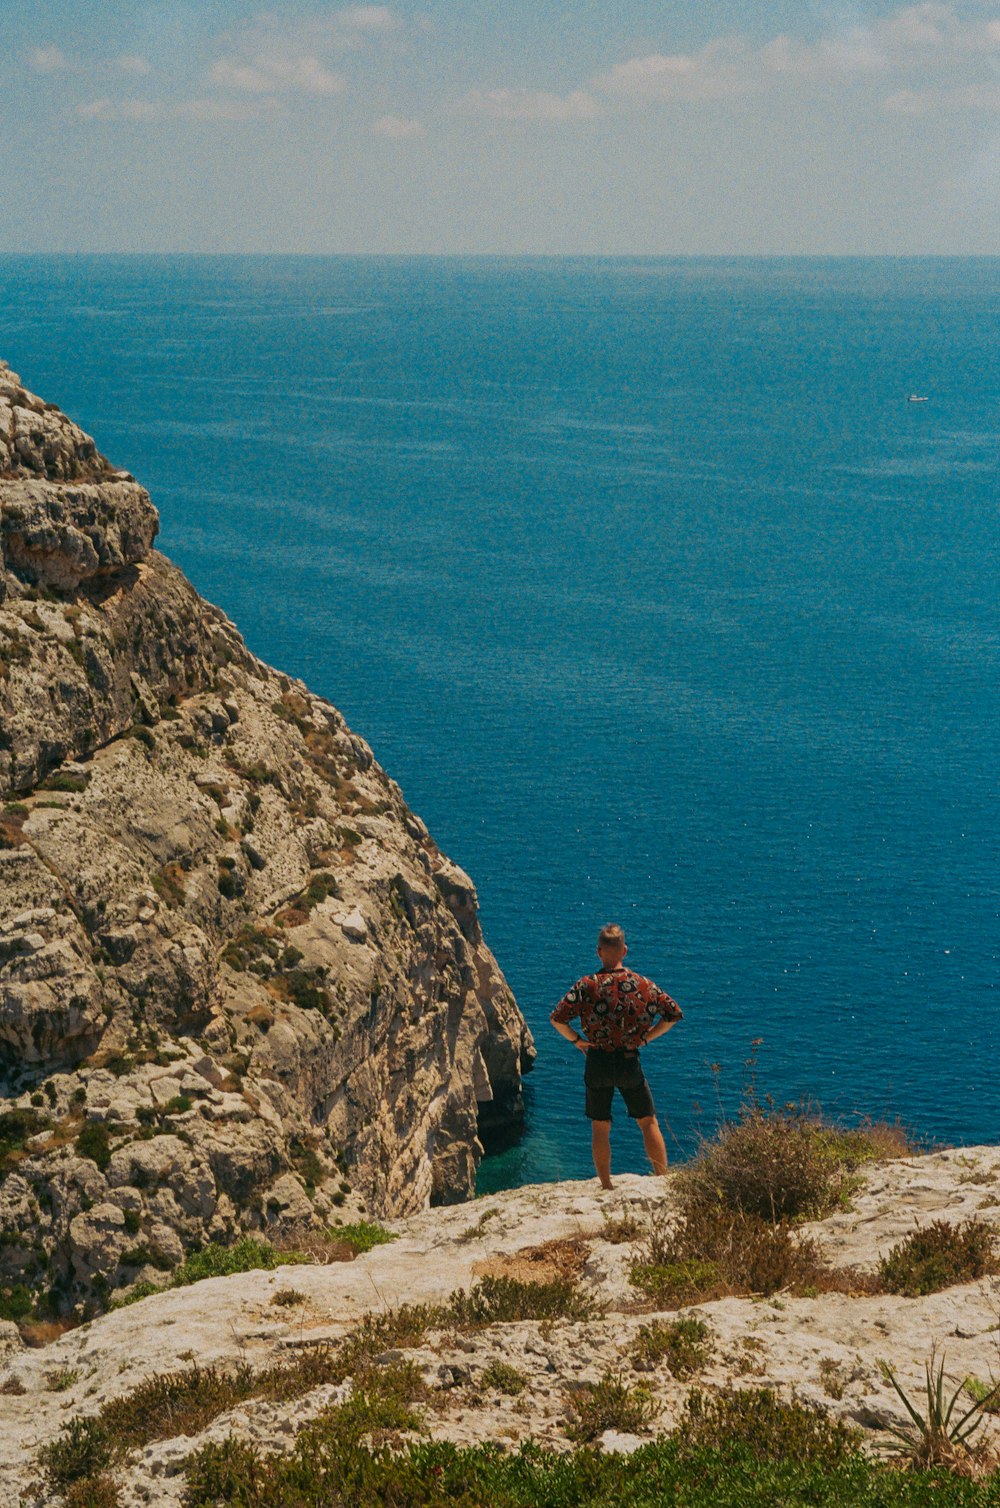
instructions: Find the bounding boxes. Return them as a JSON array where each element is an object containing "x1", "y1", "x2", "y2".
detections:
[
  {"x1": 879, "y1": 1220, "x2": 1000, "y2": 1297},
  {"x1": 679, "y1": 1103, "x2": 911, "y2": 1224},
  {"x1": 474, "y1": 1237, "x2": 590, "y2": 1286},
  {"x1": 630, "y1": 1198, "x2": 876, "y2": 1308}
]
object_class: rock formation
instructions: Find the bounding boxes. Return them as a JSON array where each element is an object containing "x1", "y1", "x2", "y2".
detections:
[
  {"x1": 2, "y1": 1149, "x2": 999, "y2": 1506},
  {"x1": 0, "y1": 360, "x2": 534, "y2": 1315}
]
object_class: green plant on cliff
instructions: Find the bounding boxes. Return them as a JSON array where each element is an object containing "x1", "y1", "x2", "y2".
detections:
[
  {"x1": 334, "y1": 1219, "x2": 398, "y2": 1254},
  {"x1": 0, "y1": 1108, "x2": 50, "y2": 1180},
  {"x1": 878, "y1": 1221, "x2": 1000, "y2": 1297},
  {"x1": 878, "y1": 1350, "x2": 1000, "y2": 1472},
  {"x1": 109, "y1": 1235, "x2": 312, "y2": 1308},
  {"x1": 179, "y1": 1390, "x2": 1000, "y2": 1507},
  {"x1": 75, "y1": 1121, "x2": 111, "y2": 1172},
  {"x1": 563, "y1": 1370, "x2": 657, "y2": 1442}
]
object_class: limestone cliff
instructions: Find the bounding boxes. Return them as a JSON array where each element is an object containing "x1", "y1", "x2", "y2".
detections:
[
  {"x1": 0, "y1": 360, "x2": 534, "y2": 1314},
  {"x1": 2, "y1": 1150, "x2": 999, "y2": 1506}
]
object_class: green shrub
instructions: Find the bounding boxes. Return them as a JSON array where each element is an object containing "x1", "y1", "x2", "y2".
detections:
[
  {"x1": 301, "y1": 872, "x2": 339, "y2": 909},
  {"x1": 62, "y1": 1474, "x2": 122, "y2": 1507},
  {"x1": 480, "y1": 1359, "x2": 527, "y2": 1395},
  {"x1": 39, "y1": 1415, "x2": 115, "y2": 1491},
  {"x1": 271, "y1": 1288, "x2": 306, "y2": 1307},
  {"x1": 110, "y1": 1236, "x2": 309, "y2": 1307},
  {"x1": 151, "y1": 865, "x2": 186, "y2": 910},
  {"x1": 217, "y1": 870, "x2": 242, "y2": 900},
  {"x1": 184, "y1": 1366, "x2": 427, "y2": 1504},
  {"x1": 40, "y1": 1347, "x2": 353, "y2": 1491},
  {"x1": 631, "y1": 1258, "x2": 726, "y2": 1306},
  {"x1": 172, "y1": 1237, "x2": 305, "y2": 1287},
  {"x1": 680, "y1": 1103, "x2": 908, "y2": 1223},
  {"x1": 631, "y1": 1194, "x2": 866, "y2": 1307},
  {"x1": 447, "y1": 1275, "x2": 595, "y2": 1327},
  {"x1": 162, "y1": 1095, "x2": 192, "y2": 1116},
  {"x1": 678, "y1": 1387, "x2": 860, "y2": 1469},
  {"x1": 335, "y1": 1220, "x2": 397, "y2": 1254},
  {"x1": 564, "y1": 1371, "x2": 657, "y2": 1442},
  {"x1": 75, "y1": 1121, "x2": 111, "y2": 1171},
  {"x1": 338, "y1": 1304, "x2": 446, "y2": 1374},
  {"x1": 633, "y1": 1316, "x2": 714, "y2": 1378},
  {"x1": 283, "y1": 970, "x2": 331, "y2": 1013},
  {"x1": 0, "y1": 1283, "x2": 34, "y2": 1321},
  {"x1": 879, "y1": 1221, "x2": 999, "y2": 1297},
  {"x1": 119, "y1": 1246, "x2": 173, "y2": 1272},
  {"x1": 40, "y1": 772, "x2": 89, "y2": 793},
  {"x1": 0, "y1": 1108, "x2": 49, "y2": 1178}
]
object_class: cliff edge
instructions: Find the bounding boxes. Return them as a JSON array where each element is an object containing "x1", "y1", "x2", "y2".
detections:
[
  {"x1": 0, "y1": 360, "x2": 534, "y2": 1316},
  {"x1": 2, "y1": 1150, "x2": 999, "y2": 1505}
]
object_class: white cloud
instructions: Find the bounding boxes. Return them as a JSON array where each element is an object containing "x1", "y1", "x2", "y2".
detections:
[
  {"x1": 210, "y1": 55, "x2": 343, "y2": 96},
  {"x1": 77, "y1": 97, "x2": 161, "y2": 121},
  {"x1": 115, "y1": 54, "x2": 152, "y2": 77},
  {"x1": 884, "y1": 81, "x2": 1000, "y2": 113},
  {"x1": 759, "y1": 31, "x2": 888, "y2": 80},
  {"x1": 28, "y1": 47, "x2": 70, "y2": 74},
  {"x1": 462, "y1": 88, "x2": 602, "y2": 122},
  {"x1": 598, "y1": 42, "x2": 749, "y2": 101},
  {"x1": 76, "y1": 95, "x2": 281, "y2": 123},
  {"x1": 373, "y1": 113, "x2": 425, "y2": 138},
  {"x1": 596, "y1": 3, "x2": 1000, "y2": 107},
  {"x1": 337, "y1": 6, "x2": 399, "y2": 33}
]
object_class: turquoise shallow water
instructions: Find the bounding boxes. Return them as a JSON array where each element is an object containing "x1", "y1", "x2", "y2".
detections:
[{"x1": 2, "y1": 256, "x2": 997, "y2": 1188}]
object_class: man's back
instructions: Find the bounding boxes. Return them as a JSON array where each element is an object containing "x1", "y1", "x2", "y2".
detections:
[{"x1": 552, "y1": 965, "x2": 682, "y2": 1052}]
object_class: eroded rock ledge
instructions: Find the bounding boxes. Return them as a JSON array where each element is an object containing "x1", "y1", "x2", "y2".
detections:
[
  {"x1": 0, "y1": 360, "x2": 534, "y2": 1315},
  {"x1": 1, "y1": 1150, "x2": 999, "y2": 1506}
]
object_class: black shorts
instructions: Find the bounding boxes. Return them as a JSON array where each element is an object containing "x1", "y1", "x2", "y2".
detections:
[{"x1": 584, "y1": 1047, "x2": 655, "y2": 1122}]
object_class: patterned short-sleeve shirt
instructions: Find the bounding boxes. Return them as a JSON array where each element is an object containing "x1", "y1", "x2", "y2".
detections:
[{"x1": 552, "y1": 967, "x2": 682, "y2": 1052}]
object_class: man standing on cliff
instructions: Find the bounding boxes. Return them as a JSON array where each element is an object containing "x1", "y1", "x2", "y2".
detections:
[{"x1": 550, "y1": 925, "x2": 682, "y2": 1189}]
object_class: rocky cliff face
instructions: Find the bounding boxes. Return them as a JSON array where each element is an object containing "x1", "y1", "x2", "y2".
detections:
[
  {"x1": 2, "y1": 1150, "x2": 999, "y2": 1506},
  {"x1": 0, "y1": 360, "x2": 534, "y2": 1315}
]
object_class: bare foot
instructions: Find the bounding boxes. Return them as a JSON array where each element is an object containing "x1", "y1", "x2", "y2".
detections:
[{"x1": 599, "y1": 1179, "x2": 614, "y2": 1191}]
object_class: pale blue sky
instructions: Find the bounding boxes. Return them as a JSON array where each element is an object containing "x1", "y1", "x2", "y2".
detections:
[{"x1": 2, "y1": 1, "x2": 998, "y2": 251}]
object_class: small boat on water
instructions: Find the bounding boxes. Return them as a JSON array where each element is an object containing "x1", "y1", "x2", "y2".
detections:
[{"x1": 907, "y1": 394, "x2": 929, "y2": 403}]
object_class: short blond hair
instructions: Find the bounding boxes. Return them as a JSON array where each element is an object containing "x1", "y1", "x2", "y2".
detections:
[{"x1": 597, "y1": 923, "x2": 626, "y2": 950}]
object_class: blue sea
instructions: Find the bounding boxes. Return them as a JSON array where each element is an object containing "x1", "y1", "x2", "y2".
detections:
[{"x1": 2, "y1": 256, "x2": 997, "y2": 1190}]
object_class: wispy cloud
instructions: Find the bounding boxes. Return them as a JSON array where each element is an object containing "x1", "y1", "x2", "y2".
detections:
[
  {"x1": 115, "y1": 54, "x2": 152, "y2": 77},
  {"x1": 337, "y1": 6, "x2": 400, "y2": 33},
  {"x1": 462, "y1": 87, "x2": 602, "y2": 122},
  {"x1": 597, "y1": 42, "x2": 750, "y2": 101},
  {"x1": 28, "y1": 46, "x2": 70, "y2": 74},
  {"x1": 76, "y1": 96, "x2": 282, "y2": 123},
  {"x1": 884, "y1": 81, "x2": 1000, "y2": 114},
  {"x1": 209, "y1": 55, "x2": 343, "y2": 96},
  {"x1": 595, "y1": 3, "x2": 1000, "y2": 106},
  {"x1": 373, "y1": 113, "x2": 425, "y2": 138}
]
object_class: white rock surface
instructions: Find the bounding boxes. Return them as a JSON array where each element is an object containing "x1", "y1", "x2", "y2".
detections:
[{"x1": 1, "y1": 1151, "x2": 999, "y2": 1505}]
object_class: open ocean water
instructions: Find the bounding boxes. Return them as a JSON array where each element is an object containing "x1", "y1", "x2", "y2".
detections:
[{"x1": 1, "y1": 255, "x2": 997, "y2": 1191}]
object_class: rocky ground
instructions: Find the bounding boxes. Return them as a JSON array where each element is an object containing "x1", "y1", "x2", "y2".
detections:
[
  {"x1": 2, "y1": 1146, "x2": 999, "y2": 1505},
  {"x1": 0, "y1": 359, "x2": 533, "y2": 1317}
]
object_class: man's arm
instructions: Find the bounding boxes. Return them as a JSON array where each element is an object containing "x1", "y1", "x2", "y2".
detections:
[
  {"x1": 643, "y1": 1017, "x2": 678, "y2": 1044},
  {"x1": 550, "y1": 1014, "x2": 590, "y2": 1052},
  {"x1": 643, "y1": 990, "x2": 683, "y2": 1046},
  {"x1": 550, "y1": 983, "x2": 591, "y2": 1053}
]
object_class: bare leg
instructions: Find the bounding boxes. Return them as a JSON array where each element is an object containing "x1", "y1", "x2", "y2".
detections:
[
  {"x1": 591, "y1": 1119, "x2": 613, "y2": 1189},
  {"x1": 637, "y1": 1115, "x2": 668, "y2": 1175}
]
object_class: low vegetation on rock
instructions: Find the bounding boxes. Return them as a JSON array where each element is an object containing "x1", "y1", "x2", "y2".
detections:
[
  {"x1": 110, "y1": 1237, "x2": 312, "y2": 1308},
  {"x1": 630, "y1": 1095, "x2": 918, "y2": 1307},
  {"x1": 878, "y1": 1220, "x2": 1000, "y2": 1297}
]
